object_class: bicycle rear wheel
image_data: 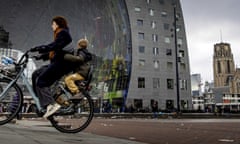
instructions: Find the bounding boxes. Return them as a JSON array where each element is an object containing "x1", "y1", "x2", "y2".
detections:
[
  {"x1": 0, "y1": 78, "x2": 23, "y2": 125},
  {"x1": 49, "y1": 91, "x2": 94, "y2": 133}
]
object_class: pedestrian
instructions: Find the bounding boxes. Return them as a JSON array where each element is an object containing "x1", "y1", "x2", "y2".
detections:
[
  {"x1": 64, "y1": 38, "x2": 92, "y2": 99},
  {"x1": 31, "y1": 16, "x2": 75, "y2": 118},
  {"x1": 152, "y1": 101, "x2": 158, "y2": 118}
]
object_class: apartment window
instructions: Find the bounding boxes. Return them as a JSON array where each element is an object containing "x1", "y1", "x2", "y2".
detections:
[
  {"x1": 153, "y1": 47, "x2": 159, "y2": 55},
  {"x1": 166, "y1": 49, "x2": 172, "y2": 56},
  {"x1": 163, "y1": 23, "x2": 169, "y2": 30},
  {"x1": 176, "y1": 13, "x2": 181, "y2": 19},
  {"x1": 180, "y1": 79, "x2": 187, "y2": 90},
  {"x1": 137, "y1": 19, "x2": 143, "y2": 26},
  {"x1": 138, "y1": 77, "x2": 145, "y2": 88},
  {"x1": 167, "y1": 62, "x2": 173, "y2": 69},
  {"x1": 153, "y1": 60, "x2": 159, "y2": 69},
  {"x1": 151, "y1": 21, "x2": 156, "y2": 29},
  {"x1": 139, "y1": 59, "x2": 145, "y2": 67},
  {"x1": 161, "y1": 11, "x2": 167, "y2": 17},
  {"x1": 152, "y1": 34, "x2": 158, "y2": 42},
  {"x1": 167, "y1": 79, "x2": 174, "y2": 89},
  {"x1": 176, "y1": 25, "x2": 182, "y2": 32},
  {"x1": 138, "y1": 32, "x2": 144, "y2": 40},
  {"x1": 149, "y1": 8, "x2": 154, "y2": 16},
  {"x1": 180, "y1": 63, "x2": 186, "y2": 70},
  {"x1": 135, "y1": 7, "x2": 141, "y2": 12},
  {"x1": 153, "y1": 78, "x2": 160, "y2": 88},
  {"x1": 139, "y1": 46, "x2": 145, "y2": 53},
  {"x1": 179, "y1": 50, "x2": 185, "y2": 57},
  {"x1": 177, "y1": 38, "x2": 183, "y2": 45},
  {"x1": 164, "y1": 37, "x2": 170, "y2": 43}
]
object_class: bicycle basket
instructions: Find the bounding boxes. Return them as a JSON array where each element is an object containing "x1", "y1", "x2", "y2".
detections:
[{"x1": 0, "y1": 56, "x2": 17, "y2": 77}]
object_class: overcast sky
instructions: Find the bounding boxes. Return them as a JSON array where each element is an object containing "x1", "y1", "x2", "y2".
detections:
[{"x1": 180, "y1": 0, "x2": 240, "y2": 83}]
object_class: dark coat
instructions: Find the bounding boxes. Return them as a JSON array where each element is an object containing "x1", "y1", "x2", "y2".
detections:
[
  {"x1": 64, "y1": 48, "x2": 92, "y2": 78},
  {"x1": 35, "y1": 28, "x2": 75, "y2": 87},
  {"x1": 38, "y1": 28, "x2": 74, "y2": 62}
]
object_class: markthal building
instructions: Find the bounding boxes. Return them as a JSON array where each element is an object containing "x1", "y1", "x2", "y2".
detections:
[{"x1": 0, "y1": 0, "x2": 192, "y2": 112}]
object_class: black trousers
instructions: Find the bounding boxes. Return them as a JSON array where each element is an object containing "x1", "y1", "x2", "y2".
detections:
[{"x1": 32, "y1": 60, "x2": 73, "y2": 108}]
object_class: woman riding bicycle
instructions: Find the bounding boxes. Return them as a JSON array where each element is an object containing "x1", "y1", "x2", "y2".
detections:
[{"x1": 30, "y1": 16, "x2": 75, "y2": 118}]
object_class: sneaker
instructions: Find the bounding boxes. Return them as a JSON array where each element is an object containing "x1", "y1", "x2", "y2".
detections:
[
  {"x1": 43, "y1": 103, "x2": 61, "y2": 118},
  {"x1": 70, "y1": 93, "x2": 83, "y2": 100}
]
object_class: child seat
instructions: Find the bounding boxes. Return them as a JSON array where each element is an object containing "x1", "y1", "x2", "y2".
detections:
[{"x1": 75, "y1": 65, "x2": 93, "y2": 90}]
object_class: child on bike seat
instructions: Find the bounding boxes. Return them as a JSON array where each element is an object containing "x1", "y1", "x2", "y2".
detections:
[{"x1": 64, "y1": 39, "x2": 92, "y2": 99}]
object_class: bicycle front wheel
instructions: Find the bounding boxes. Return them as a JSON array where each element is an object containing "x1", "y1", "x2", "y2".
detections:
[
  {"x1": 0, "y1": 78, "x2": 23, "y2": 125},
  {"x1": 49, "y1": 91, "x2": 94, "y2": 133}
]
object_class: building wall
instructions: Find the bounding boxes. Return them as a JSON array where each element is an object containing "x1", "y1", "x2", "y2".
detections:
[{"x1": 125, "y1": 0, "x2": 191, "y2": 110}]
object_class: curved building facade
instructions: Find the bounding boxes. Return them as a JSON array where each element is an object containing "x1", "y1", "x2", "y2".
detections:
[{"x1": 0, "y1": 0, "x2": 191, "y2": 112}]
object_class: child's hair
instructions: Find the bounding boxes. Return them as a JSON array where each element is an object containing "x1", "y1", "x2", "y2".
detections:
[{"x1": 78, "y1": 39, "x2": 88, "y2": 48}]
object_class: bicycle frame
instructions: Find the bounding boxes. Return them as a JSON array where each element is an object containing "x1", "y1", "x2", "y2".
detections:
[
  {"x1": 20, "y1": 72, "x2": 42, "y2": 110},
  {"x1": 0, "y1": 58, "x2": 42, "y2": 112}
]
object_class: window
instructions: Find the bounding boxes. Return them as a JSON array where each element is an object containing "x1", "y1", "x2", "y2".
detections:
[
  {"x1": 177, "y1": 38, "x2": 183, "y2": 45},
  {"x1": 180, "y1": 63, "x2": 186, "y2": 70},
  {"x1": 152, "y1": 34, "x2": 158, "y2": 42},
  {"x1": 135, "y1": 7, "x2": 141, "y2": 12},
  {"x1": 153, "y1": 47, "x2": 159, "y2": 55},
  {"x1": 167, "y1": 62, "x2": 173, "y2": 69},
  {"x1": 181, "y1": 100, "x2": 188, "y2": 109},
  {"x1": 164, "y1": 37, "x2": 170, "y2": 43},
  {"x1": 149, "y1": 8, "x2": 154, "y2": 16},
  {"x1": 176, "y1": 25, "x2": 181, "y2": 32},
  {"x1": 163, "y1": 23, "x2": 169, "y2": 30},
  {"x1": 151, "y1": 21, "x2": 156, "y2": 29},
  {"x1": 139, "y1": 59, "x2": 145, "y2": 67},
  {"x1": 153, "y1": 78, "x2": 160, "y2": 88},
  {"x1": 153, "y1": 60, "x2": 159, "y2": 69},
  {"x1": 166, "y1": 49, "x2": 172, "y2": 56},
  {"x1": 167, "y1": 79, "x2": 174, "y2": 89},
  {"x1": 161, "y1": 11, "x2": 167, "y2": 17},
  {"x1": 137, "y1": 19, "x2": 143, "y2": 26},
  {"x1": 138, "y1": 32, "x2": 144, "y2": 40},
  {"x1": 217, "y1": 61, "x2": 221, "y2": 73},
  {"x1": 139, "y1": 46, "x2": 145, "y2": 53},
  {"x1": 180, "y1": 79, "x2": 187, "y2": 90},
  {"x1": 138, "y1": 77, "x2": 145, "y2": 88},
  {"x1": 179, "y1": 50, "x2": 184, "y2": 57},
  {"x1": 176, "y1": 13, "x2": 181, "y2": 19},
  {"x1": 227, "y1": 60, "x2": 231, "y2": 73}
]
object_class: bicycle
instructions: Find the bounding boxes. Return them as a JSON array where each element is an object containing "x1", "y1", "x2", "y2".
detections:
[{"x1": 0, "y1": 49, "x2": 94, "y2": 133}]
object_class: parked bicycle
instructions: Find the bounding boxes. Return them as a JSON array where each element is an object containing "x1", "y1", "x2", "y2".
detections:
[{"x1": 0, "y1": 49, "x2": 94, "y2": 133}]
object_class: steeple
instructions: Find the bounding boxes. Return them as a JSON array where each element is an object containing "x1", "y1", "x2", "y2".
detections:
[{"x1": 213, "y1": 42, "x2": 235, "y2": 87}]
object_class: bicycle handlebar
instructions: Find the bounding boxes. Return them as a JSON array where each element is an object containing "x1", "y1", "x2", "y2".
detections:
[
  {"x1": 16, "y1": 50, "x2": 31, "y2": 66},
  {"x1": 16, "y1": 49, "x2": 40, "y2": 66}
]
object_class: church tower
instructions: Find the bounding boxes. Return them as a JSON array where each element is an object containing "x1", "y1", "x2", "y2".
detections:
[{"x1": 213, "y1": 42, "x2": 235, "y2": 87}]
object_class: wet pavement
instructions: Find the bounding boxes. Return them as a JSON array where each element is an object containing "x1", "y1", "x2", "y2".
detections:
[
  {"x1": 1, "y1": 118, "x2": 240, "y2": 144},
  {"x1": 0, "y1": 118, "x2": 146, "y2": 144}
]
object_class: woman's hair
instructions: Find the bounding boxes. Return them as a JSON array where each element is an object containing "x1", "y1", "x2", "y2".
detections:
[{"x1": 52, "y1": 16, "x2": 68, "y2": 29}]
